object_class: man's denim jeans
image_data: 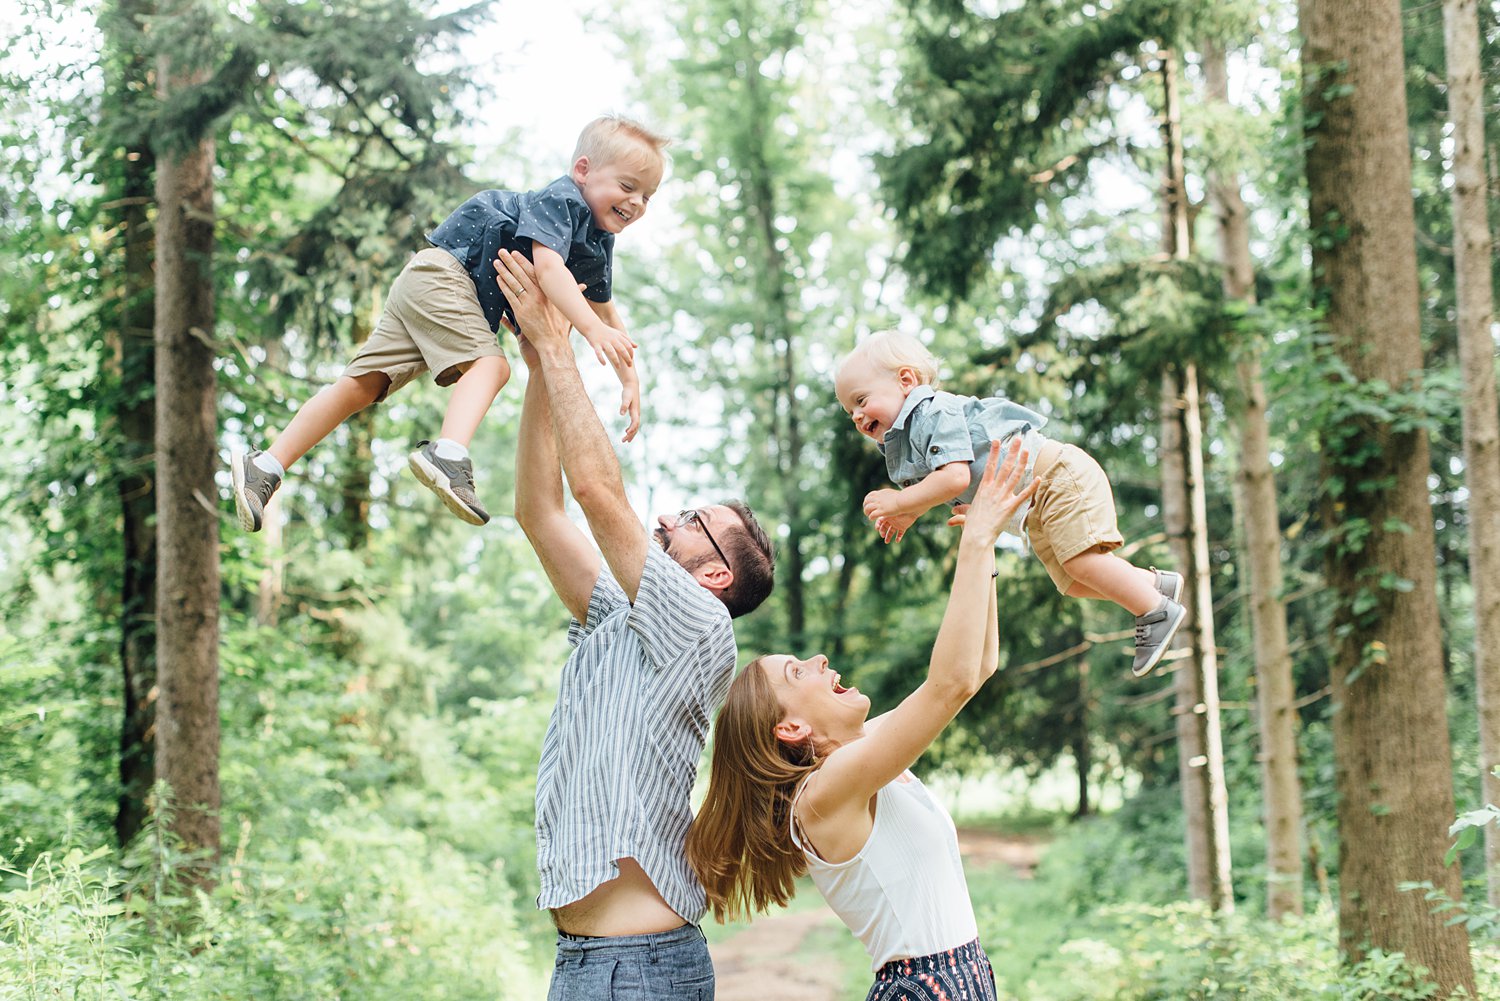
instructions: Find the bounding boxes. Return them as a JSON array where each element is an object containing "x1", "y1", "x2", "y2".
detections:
[{"x1": 547, "y1": 923, "x2": 714, "y2": 1000}]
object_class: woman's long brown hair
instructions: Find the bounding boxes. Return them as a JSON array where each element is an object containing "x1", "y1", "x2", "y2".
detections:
[{"x1": 686, "y1": 656, "x2": 819, "y2": 923}]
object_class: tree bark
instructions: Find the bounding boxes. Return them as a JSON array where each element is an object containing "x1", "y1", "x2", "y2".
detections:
[
  {"x1": 113, "y1": 79, "x2": 158, "y2": 849},
  {"x1": 1160, "y1": 47, "x2": 1233, "y2": 914},
  {"x1": 1300, "y1": 0, "x2": 1475, "y2": 989},
  {"x1": 740, "y1": 48, "x2": 806, "y2": 646},
  {"x1": 337, "y1": 307, "x2": 376, "y2": 549},
  {"x1": 102, "y1": 0, "x2": 160, "y2": 849},
  {"x1": 1442, "y1": 0, "x2": 1500, "y2": 908},
  {"x1": 1203, "y1": 37, "x2": 1304, "y2": 920},
  {"x1": 1073, "y1": 654, "x2": 1092, "y2": 819},
  {"x1": 1162, "y1": 372, "x2": 1210, "y2": 899},
  {"x1": 153, "y1": 21, "x2": 222, "y2": 871}
]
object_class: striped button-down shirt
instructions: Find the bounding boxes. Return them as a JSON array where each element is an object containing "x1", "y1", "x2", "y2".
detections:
[{"x1": 534, "y1": 545, "x2": 737, "y2": 922}]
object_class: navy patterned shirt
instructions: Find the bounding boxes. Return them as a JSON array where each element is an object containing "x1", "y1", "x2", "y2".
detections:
[
  {"x1": 426, "y1": 175, "x2": 614, "y2": 334},
  {"x1": 533, "y1": 545, "x2": 737, "y2": 922}
]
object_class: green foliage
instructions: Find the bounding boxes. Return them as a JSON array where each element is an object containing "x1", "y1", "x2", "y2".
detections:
[
  {"x1": 963, "y1": 816, "x2": 1500, "y2": 1000},
  {"x1": 0, "y1": 811, "x2": 545, "y2": 999},
  {"x1": 1015, "y1": 903, "x2": 1449, "y2": 1000},
  {"x1": 2, "y1": 585, "x2": 559, "y2": 995}
]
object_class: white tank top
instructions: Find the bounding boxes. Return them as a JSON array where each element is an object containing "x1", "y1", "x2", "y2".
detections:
[{"x1": 790, "y1": 772, "x2": 979, "y2": 970}]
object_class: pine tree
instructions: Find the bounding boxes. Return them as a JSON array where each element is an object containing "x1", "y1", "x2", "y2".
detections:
[
  {"x1": 1202, "y1": 35, "x2": 1303, "y2": 919},
  {"x1": 1300, "y1": 0, "x2": 1475, "y2": 988},
  {"x1": 152, "y1": 0, "x2": 223, "y2": 870},
  {"x1": 1441, "y1": 0, "x2": 1500, "y2": 908}
]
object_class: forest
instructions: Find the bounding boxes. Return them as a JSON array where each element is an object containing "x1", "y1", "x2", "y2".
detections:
[{"x1": 2, "y1": 0, "x2": 1500, "y2": 997}]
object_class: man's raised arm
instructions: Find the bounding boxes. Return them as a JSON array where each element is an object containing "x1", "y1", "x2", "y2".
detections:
[
  {"x1": 509, "y1": 282, "x2": 605, "y2": 621},
  {"x1": 497, "y1": 250, "x2": 651, "y2": 601}
]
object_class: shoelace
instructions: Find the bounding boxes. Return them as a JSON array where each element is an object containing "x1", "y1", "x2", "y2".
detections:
[
  {"x1": 250, "y1": 468, "x2": 279, "y2": 505},
  {"x1": 1135, "y1": 617, "x2": 1151, "y2": 646}
]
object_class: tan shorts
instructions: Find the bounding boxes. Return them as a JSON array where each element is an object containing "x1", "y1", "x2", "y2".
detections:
[
  {"x1": 343, "y1": 248, "x2": 503, "y2": 401},
  {"x1": 1025, "y1": 442, "x2": 1125, "y2": 594}
]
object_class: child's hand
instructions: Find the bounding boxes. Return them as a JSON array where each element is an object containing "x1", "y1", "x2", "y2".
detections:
[
  {"x1": 874, "y1": 511, "x2": 919, "y2": 544},
  {"x1": 583, "y1": 324, "x2": 637, "y2": 369},
  {"x1": 862, "y1": 488, "x2": 906, "y2": 524},
  {"x1": 618, "y1": 376, "x2": 642, "y2": 442},
  {"x1": 864, "y1": 488, "x2": 914, "y2": 544}
]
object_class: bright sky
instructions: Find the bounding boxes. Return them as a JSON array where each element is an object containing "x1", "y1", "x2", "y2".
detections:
[{"x1": 457, "y1": 0, "x2": 632, "y2": 167}]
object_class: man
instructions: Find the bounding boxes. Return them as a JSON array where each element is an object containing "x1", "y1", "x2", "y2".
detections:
[{"x1": 498, "y1": 248, "x2": 775, "y2": 999}]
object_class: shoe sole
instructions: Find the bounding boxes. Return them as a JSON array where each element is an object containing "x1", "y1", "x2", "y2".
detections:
[
  {"x1": 408, "y1": 451, "x2": 489, "y2": 526},
  {"x1": 1132, "y1": 601, "x2": 1187, "y2": 678},
  {"x1": 230, "y1": 448, "x2": 262, "y2": 532}
]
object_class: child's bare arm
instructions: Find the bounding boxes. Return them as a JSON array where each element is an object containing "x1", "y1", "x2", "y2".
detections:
[
  {"x1": 585, "y1": 299, "x2": 642, "y2": 443},
  {"x1": 862, "y1": 462, "x2": 972, "y2": 543},
  {"x1": 531, "y1": 243, "x2": 635, "y2": 368}
]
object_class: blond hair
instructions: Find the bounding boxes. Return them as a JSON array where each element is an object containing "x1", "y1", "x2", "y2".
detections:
[
  {"x1": 573, "y1": 115, "x2": 672, "y2": 172},
  {"x1": 686, "y1": 657, "x2": 819, "y2": 923},
  {"x1": 836, "y1": 330, "x2": 940, "y2": 387}
]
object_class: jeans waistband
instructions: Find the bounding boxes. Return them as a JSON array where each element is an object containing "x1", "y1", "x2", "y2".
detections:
[
  {"x1": 554, "y1": 923, "x2": 704, "y2": 957},
  {"x1": 876, "y1": 938, "x2": 987, "y2": 980}
]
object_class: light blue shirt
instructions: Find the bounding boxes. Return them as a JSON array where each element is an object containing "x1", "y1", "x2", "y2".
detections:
[
  {"x1": 534, "y1": 545, "x2": 736, "y2": 922},
  {"x1": 879, "y1": 385, "x2": 1047, "y2": 506}
]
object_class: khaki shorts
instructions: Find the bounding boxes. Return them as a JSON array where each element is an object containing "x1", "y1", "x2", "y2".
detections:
[
  {"x1": 343, "y1": 248, "x2": 503, "y2": 401},
  {"x1": 1025, "y1": 442, "x2": 1125, "y2": 594}
]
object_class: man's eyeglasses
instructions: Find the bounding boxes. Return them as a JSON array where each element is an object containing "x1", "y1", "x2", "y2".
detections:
[{"x1": 678, "y1": 509, "x2": 729, "y2": 568}]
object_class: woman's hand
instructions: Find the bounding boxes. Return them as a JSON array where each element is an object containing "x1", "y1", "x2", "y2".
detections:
[{"x1": 954, "y1": 439, "x2": 1038, "y2": 549}]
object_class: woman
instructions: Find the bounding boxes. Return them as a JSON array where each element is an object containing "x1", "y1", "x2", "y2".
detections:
[{"x1": 687, "y1": 439, "x2": 1036, "y2": 1000}]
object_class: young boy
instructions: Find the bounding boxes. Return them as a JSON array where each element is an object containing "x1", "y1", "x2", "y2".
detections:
[
  {"x1": 232, "y1": 115, "x2": 666, "y2": 530},
  {"x1": 834, "y1": 331, "x2": 1186, "y2": 677}
]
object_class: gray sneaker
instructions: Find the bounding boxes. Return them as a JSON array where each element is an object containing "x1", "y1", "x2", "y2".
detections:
[
  {"x1": 1151, "y1": 567, "x2": 1183, "y2": 603},
  {"x1": 1132, "y1": 596, "x2": 1186, "y2": 678},
  {"x1": 408, "y1": 441, "x2": 490, "y2": 526},
  {"x1": 231, "y1": 448, "x2": 282, "y2": 533}
]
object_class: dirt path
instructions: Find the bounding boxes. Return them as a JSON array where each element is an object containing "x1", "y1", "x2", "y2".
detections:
[{"x1": 709, "y1": 827, "x2": 1045, "y2": 1000}]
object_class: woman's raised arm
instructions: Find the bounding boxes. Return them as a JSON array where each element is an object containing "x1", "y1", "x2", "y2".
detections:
[{"x1": 806, "y1": 438, "x2": 1037, "y2": 815}]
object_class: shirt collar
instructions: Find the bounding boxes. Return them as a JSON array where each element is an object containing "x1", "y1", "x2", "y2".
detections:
[{"x1": 890, "y1": 384, "x2": 937, "y2": 432}]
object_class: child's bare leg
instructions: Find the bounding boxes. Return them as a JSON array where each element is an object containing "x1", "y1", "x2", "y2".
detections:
[
  {"x1": 1063, "y1": 550, "x2": 1161, "y2": 616},
  {"x1": 408, "y1": 357, "x2": 510, "y2": 527},
  {"x1": 268, "y1": 372, "x2": 390, "y2": 470},
  {"x1": 438, "y1": 356, "x2": 511, "y2": 446}
]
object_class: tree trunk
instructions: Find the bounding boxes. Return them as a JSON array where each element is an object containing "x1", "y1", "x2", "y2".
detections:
[
  {"x1": 1203, "y1": 37, "x2": 1304, "y2": 920},
  {"x1": 1073, "y1": 654, "x2": 1092, "y2": 819},
  {"x1": 1179, "y1": 362, "x2": 1234, "y2": 914},
  {"x1": 153, "y1": 24, "x2": 222, "y2": 872},
  {"x1": 1442, "y1": 0, "x2": 1500, "y2": 908},
  {"x1": 337, "y1": 306, "x2": 377, "y2": 549},
  {"x1": 741, "y1": 56, "x2": 806, "y2": 646},
  {"x1": 1160, "y1": 47, "x2": 1234, "y2": 913},
  {"x1": 112, "y1": 19, "x2": 158, "y2": 845},
  {"x1": 1300, "y1": 0, "x2": 1475, "y2": 989},
  {"x1": 1162, "y1": 372, "x2": 1210, "y2": 899}
]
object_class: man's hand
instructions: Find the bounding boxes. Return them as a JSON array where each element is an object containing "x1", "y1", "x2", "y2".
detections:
[
  {"x1": 494, "y1": 250, "x2": 571, "y2": 357},
  {"x1": 514, "y1": 332, "x2": 541, "y2": 371}
]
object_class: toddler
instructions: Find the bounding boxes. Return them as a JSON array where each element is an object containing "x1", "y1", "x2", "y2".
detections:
[
  {"x1": 233, "y1": 115, "x2": 665, "y2": 529},
  {"x1": 834, "y1": 331, "x2": 1186, "y2": 677}
]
